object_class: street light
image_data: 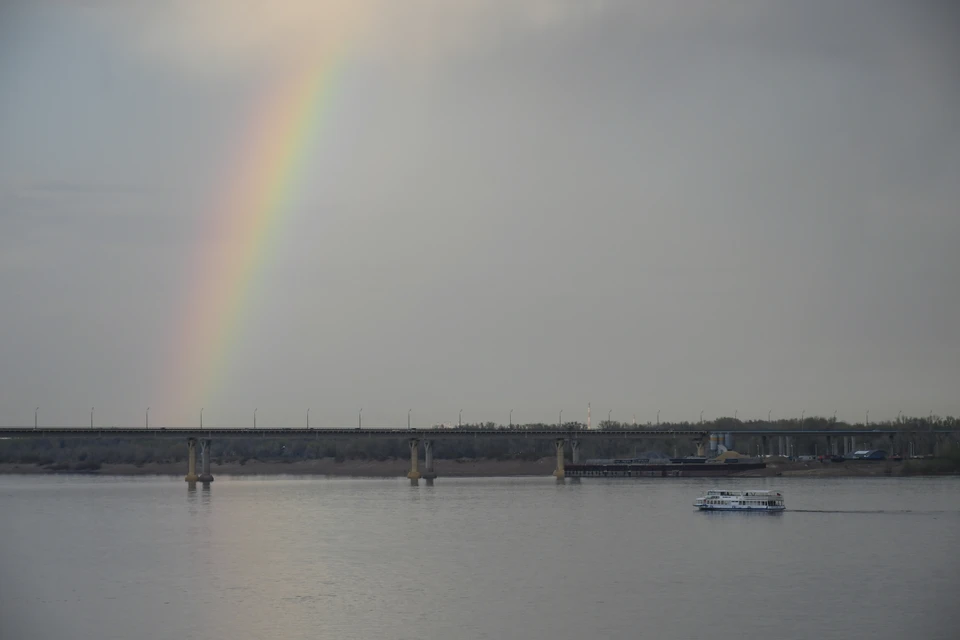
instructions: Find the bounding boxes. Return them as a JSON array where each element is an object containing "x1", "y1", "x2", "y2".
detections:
[
  {"x1": 459, "y1": 409, "x2": 462, "y2": 427},
  {"x1": 768, "y1": 410, "x2": 772, "y2": 422},
  {"x1": 897, "y1": 410, "x2": 902, "y2": 423},
  {"x1": 307, "y1": 408, "x2": 310, "y2": 429},
  {"x1": 656, "y1": 410, "x2": 660, "y2": 426},
  {"x1": 35, "y1": 407, "x2": 39, "y2": 430},
  {"x1": 800, "y1": 409, "x2": 805, "y2": 431},
  {"x1": 866, "y1": 409, "x2": 869, "y2": 426},
  {"x1": 509, "y1": 409, "x2": 513, "y2": 428},
  {"x1": 254, "y1": 408, "x2": 257, "y2": 429},
  {"x1": 146, "y1": 407, "x2": 150, "y2": 429},
  {"x1": 91, "y1": 407, "x2": 94, "y2": 429},
  {"x1": 734, "y1": 409, "x2": 738, "y2": 420},
  {"x1": 559, "y1": 410, "x2": 563, "y2": 428},
  {"x1": 700, "y1": 410, "x2": 704, "y2": 424},
  {"x1": 200, "y1": 407, "x2": 204, "y2": 429},
  {"x1": 359, "y1": 408, "x2": 362, "y2": 429},
  {"x1": 408, "y1": 409, "x2": 411, "y2": 429},
  {"x1": 608, "y1": 409, "x2": 612, "y2": 425}
]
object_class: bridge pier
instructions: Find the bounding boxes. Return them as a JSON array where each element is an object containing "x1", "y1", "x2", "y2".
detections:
[
  {"x1": 570, "y1": 440, "x2": 580, "y2": 464},
  {"x1": 553, "y1": 439, "x2": 565, "y2": 478},
  {"x1": 695, "y1": 439, "x2": 705, "y2": 457},
  {"x1": 422, "y1": 440, "x2": 437, "y2": 480},
  {"x1": 198, "y1": 439, "x2": 214, "y2": 483},
  {"x1": 184, "y1": 438, "x2": 199, "y2": 482},
  {"x1": 407, "y1": 438, "x2": 421, "y2": 481}
]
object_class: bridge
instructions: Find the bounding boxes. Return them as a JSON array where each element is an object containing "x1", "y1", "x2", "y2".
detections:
[{"x1": 1, "y1": 426, "x2": 955, "y2": 482}]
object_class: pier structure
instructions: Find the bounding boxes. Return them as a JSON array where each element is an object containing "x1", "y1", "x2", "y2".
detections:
[
  {"x1": 185, "y1": 437, "x2": 199, "y2": 483},
  {"x1": 422, "y1": 440, "x2": 437, "y2": 480},
  {"x1": 553, "y1": 439, "x2": 566, "y2": 478},
  {"x1": 407, "y1": 438, "x2": 421, "y2": 481},
  {"x1": 198, "y1": 439, "x2": 214, "y2": 483}
]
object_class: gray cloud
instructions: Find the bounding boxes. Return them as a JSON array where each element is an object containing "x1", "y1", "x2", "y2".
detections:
[{"x1": 0, "y1": 1, "x2": 957, "y2": 428}]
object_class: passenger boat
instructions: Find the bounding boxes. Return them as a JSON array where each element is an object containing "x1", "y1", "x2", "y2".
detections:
[{"x1": 694, "y1": 489, "x2": 785, "y2": 511}]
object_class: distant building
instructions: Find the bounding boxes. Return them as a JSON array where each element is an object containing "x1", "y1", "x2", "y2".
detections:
[{"x1": 852, "y1": 450, "x2": 887, "y2": 460}]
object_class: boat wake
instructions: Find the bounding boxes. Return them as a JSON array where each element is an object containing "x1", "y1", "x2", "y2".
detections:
[{"x1": 789, "y1": 509, "x2": 956, "y2": 515}]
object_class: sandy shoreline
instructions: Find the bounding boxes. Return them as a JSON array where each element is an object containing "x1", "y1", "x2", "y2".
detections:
[{"x1": 0, "y1": 458, "x2": 952, "y2": 478}]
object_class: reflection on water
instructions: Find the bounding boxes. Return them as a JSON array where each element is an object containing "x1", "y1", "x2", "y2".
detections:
[{"x1": 1, "y1": 475, "x2": 958, "y2": 640}]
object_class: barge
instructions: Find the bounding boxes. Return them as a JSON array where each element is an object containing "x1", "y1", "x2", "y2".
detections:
[{"x1": 564, "y1": 458, "x2": 765, "y2": 478}]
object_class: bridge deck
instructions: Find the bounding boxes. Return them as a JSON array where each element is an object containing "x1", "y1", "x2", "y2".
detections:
[
  {"x1": 0, "y1": 427, "x2": 705, "y2": 439},
  {"x1": 0, "y1": 427, "x2": 950, "y2": 440}
]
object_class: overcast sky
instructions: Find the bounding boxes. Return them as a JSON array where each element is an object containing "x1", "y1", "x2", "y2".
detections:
[{"x1": 1, "y1": 1, "x2": 957, "y2": 428}]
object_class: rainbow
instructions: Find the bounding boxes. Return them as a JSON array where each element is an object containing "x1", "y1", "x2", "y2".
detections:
[{"x1": 165, "y1": 54, "x2": 343, "y2": 421}]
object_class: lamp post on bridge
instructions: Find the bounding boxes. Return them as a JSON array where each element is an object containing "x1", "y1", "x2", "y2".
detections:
[
  {"x1": 800, "y1": 409, "x2": 805, "y2": 431},
  {"x1": 200, "y1": 407, "x2": 203, "y2": 429},
  {"x1": 35, "y1": 407, "x2": 38, "y2": 430},
  {"x1": 768, "y1": 410, "x2": 772, "y2": 422},
  {"x1": 608, "y1": 409, "x2": 612, "y2": 426},
  {"x1": 657, "y1": 410, "x2": 660, "y2": 426},
  {"x1": 459, "y1": 409, "x2": 462, "y2": 427},
  {"x1": 700, "y1": 410, "x2": 704, "y2": 424},
  {"x1": 146, "y1": 407, "x2": 149, "y2": 430},
  {"x1": 254, "y1": 408, "x2": 257, "y2": 429},
  {"x1": 307, "y1": 408, "x2": 309, "y2": 429},
  {"x1": 509, "y1": 409, "x2": 513, "y2": 428},
  {"x1": 91, "y1": 407, "x2": 94, "y2": 429},
  {"x1": 559, "y1": 410, "x2": 563, "y2": 429},
  {"x1": 359, "y1": 408, "x2": 362, "y2": 429},
  {"x1": 408, "y1": 409, "x2": 411, "y2": 429}
]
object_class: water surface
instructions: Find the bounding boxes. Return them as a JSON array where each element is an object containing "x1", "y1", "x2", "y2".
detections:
[{"x1": 1, "y1": 475, "x2": 958, "y2": 640}]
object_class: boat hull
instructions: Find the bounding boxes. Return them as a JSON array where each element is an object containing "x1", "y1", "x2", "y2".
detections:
[{"x1": 696, "y1": 504, "x2": 785, "y2": 512}]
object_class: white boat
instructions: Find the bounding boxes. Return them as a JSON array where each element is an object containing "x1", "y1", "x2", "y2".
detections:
[{"x1": 694, "y1": 489, "x2": 785, "y2": 511}]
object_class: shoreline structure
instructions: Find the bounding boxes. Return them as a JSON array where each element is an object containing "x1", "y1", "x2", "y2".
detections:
[{"x1": 1, "y1": 457, "x2": 952, "y2": 478}]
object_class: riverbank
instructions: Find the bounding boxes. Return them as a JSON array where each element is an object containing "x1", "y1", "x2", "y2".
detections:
[
  {"x1": 1, "y1": 457, "x2": 956, "y2": 477},
  {"x1": 735, "y1": 460, "x2": 903, "y2": 477}
]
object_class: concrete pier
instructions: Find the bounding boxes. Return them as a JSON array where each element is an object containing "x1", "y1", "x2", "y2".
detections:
[
  {"x1": 553, "y1": 439, "x2": 565, "y2": 478},
  {"x1": 406, "y1": 438, "x2": 421, "y2": 481},
  {"x1": 198, "y1": 439, "x2": 214, "y2": 483},
  {"x1": 570, "y1": 440, "x2": 580, "y2": 464},
  {"x1": 184, "y1": 438, "x2": 199, "y2": 482},
  {"x1": 422, "y1": 440, "x2": 437, "y2": 480}
]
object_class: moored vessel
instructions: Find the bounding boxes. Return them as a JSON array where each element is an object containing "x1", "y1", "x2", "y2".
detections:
[{"x1": 694, "y1": 489, "x2": 785, "y2": 511}]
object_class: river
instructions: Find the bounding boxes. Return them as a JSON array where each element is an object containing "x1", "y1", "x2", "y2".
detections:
[{"x1": 1, "y1": 475, "x2": 958, "y2": 640}]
